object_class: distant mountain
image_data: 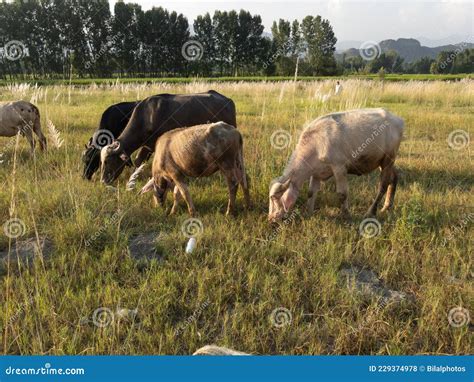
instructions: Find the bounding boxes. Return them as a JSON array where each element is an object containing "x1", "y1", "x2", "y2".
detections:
[
  {"x1": 416, "y1": 35, "x2": 473, "y2": 47},
  {"x1": 336, "y1": 40, "x2": 363, "y2": 52},
  {"x1": 337, "y1": 38, "x2": 473, "y2": 63}
]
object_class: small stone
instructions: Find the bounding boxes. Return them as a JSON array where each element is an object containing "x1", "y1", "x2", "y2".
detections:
[
  {"x1": 127, "y1": 233, "x2": 162, "y2": 261},
  {"x1": 0, "y1": 237, "x2": 53, "y2": 271},
  {"x1": 339, "y1": 264, "x2": 410, "y2": 307}
]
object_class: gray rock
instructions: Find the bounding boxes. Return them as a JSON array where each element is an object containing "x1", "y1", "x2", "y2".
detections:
[
  {"x1": 0, "y1": 237, "x2": 52, "y2": 269},
  {"x1": 127, "y1": 233, "x2": 163, "y2": 261},
  {"x1": 339, "y1": 265, "x2": 409, "y2": 307}
]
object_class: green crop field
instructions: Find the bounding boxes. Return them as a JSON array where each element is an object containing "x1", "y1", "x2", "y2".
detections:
[
  {"x1": 0, "y1": 79, "x2": 472, "y2": 355},
  {"x1": 0, "y1": 73, "x2": 472, "y2": 87}
]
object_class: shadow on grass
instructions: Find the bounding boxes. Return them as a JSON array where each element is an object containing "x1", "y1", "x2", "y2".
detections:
[{"x1": 398, "y1": 166, "x2": 474, "y2": 193}]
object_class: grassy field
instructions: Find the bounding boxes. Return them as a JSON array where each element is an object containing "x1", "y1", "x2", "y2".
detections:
[
  {"x1": 0, "y1": 73, "x2": 471, "y2": 87},
  {"x1": 0, "y1": 79, "x2": 472, "y2": 355}
]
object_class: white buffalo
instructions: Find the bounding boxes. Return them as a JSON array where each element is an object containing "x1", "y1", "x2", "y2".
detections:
[{"x1": 268, "y1": 108, "x2": 404, "y2": 222}]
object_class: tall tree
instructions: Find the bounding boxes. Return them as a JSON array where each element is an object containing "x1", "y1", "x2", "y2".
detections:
[
  {"x1": 84, "y1": 0, "x2": 113, "y2": 77},
  {"x1": 301, "y1": 15, "x2": 337, "y2": 75},
  {"x1": 112, "y1": 2, "x2": 145, "y2": 76},
  {"x1": 271, "y1": 19, "x2": 292, "y2": 75},
  {"x1": 193, "y1": 13, "x2": 217, "y2": 76},
  {"x1": 165, "y1": 11, "x2": 190, "y2": 75}
]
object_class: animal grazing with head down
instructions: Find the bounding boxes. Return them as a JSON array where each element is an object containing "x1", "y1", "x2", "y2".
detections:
[
  {"x1": 268, "y1": 108, "x2": 404, "y2": 223},
  {"x1": 0, "y1": 101, "x2": 47, "y2": 153},
  {"x1": 140, "y1": 121, "x2": 250, "y2": 216},
  {"x1": 81, "y1": 101, "x2": 153, "y2": 180},
  {"x1": 100, "y1": 90, "x2": 237, "y2": 185}
]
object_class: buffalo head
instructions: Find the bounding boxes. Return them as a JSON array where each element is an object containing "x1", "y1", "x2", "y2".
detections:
[
  {"x1": 81, "y1": 139, "x2": 100, "y2": 180},
  {"x1": 100, "y1": 141, "x2": 133, "y2": 185},
  {"x1": 268, "y1": 178, "x2": 298, "y2": 223}
]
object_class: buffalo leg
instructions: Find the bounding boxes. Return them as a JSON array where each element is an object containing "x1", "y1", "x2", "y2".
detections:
[
  {"x1": 366, "y1": 164, "x2": 392, "y2": 217},
  {"x1": 170, "y1": 186, "x2": 183, "y2": 215},
  {"x1": 152, "y1": 185, "x2": 161, "y2": 208},
  {"x1": 223, "y1": 172, "x2": 239, "y2": 216},
  {"x1": 173, "y1": 180, "x2": 195, "y2": 216},
  {"x1": 234, "y1": 166, "x2": 251, "y2": 209},
  {"x1": 135, "y1": 147, "x2": 152, "y2": 167},
  {"x1": 33, "y1": 119, "x2": 47, "y2": 151},
  {"x1": 306, "y1": 176, "x2": 321, "y2": 215},
  {"x1": 331, "y1": 166, "x2": 350, "y2": 218},
  {"x1": 22, "y1": 126, "x2": 35, "y2": 153},
  {"x1": 380, "y1": 167, "x2": 398, "y2": 213},
  {"x1": 241, "y1": 173, "x2": 251, "y2": 209}
]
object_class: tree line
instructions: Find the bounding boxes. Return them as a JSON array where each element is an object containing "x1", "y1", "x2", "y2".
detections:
[
  {"x1": 0, "y1": 1, "x2": 471, "y2": 80},
  {"x1": 0, "y1": 0, "x2": 337, "y2": 79},
  {"x1": 339, "y1": 48, "x2": 473, "y2": 75}
]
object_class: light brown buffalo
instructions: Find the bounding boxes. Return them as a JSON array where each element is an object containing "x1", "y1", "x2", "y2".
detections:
[{"x1": 139, "y1": 121, "x2": 251, "y2": 216}]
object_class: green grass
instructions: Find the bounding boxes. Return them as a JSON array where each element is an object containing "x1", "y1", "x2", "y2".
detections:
[
  {"x1": 0, "y1": 79, "x2": 472, "y2": 355},
  {"x1": 0, "y1": 73, "x2": 471, "y2": 87}
]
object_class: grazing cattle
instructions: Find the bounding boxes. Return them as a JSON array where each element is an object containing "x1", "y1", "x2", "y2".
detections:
[
  {"x1": 0, "y1": 101, "x2": 47, "y2": 152},
  {"x1": 82, "y1": 101, "x2": 152, "y2": 180},
  {"x1": 139, "y1": 122, "x2": 250, "y2": 216},
  {"x1": 268, "y1": 108, "x2": 404, "y2": 223},
  {"x1": 100, "y1": 90, "x2": 236, "y2": 185}
]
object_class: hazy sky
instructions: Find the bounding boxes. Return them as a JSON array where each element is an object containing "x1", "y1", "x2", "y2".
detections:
[{"x1": 110, "y1": 0, "x2": 473, "y2": 45}]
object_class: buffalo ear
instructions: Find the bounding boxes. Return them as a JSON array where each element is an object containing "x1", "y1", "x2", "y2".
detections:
[
  {"x1": 281, "y1": 184, "x2": 298, "y2": 212},
  {"x1": 111, "y1": 140, "x2": 121, "y2": 152},
  {"x1": 269, "y1": 178, "x2": 291, "y2": 198},
  {"x1": 120, "y1": 152, "x2": 133, "y2": 167}
]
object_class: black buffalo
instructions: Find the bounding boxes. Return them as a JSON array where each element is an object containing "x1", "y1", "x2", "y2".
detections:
[
  {"x1": 82, "y1": 101, "x2": 152, "y2": 180},
  {"x1": 100, "y1": 90, "x2": 236, "y2": 185}
]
